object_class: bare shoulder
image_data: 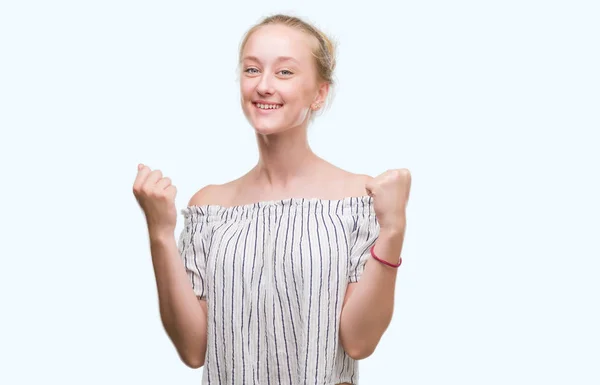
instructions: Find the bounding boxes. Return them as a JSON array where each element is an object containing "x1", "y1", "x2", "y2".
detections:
[
  {"x1": 187, "y1": 184, "x2": 218, "y2": 207},
  {"x1": 187, "y1": 182, "x2": 236, "y2": 207},
  {"x1": 329, "y1": 166, "x2": 374, "y2": 197},
  {"x1": 348, "y1": 172, "x2": 374, "y2": 197}
]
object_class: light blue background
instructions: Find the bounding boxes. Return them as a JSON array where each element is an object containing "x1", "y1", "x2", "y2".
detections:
[{"x1": 1, "y1": 0, "x2": 598, "y2": 384}]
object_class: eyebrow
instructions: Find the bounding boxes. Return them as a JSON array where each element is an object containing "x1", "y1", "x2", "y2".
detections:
[{"x1": 242, "y1": 56, "x2": 300, "y2": 64}]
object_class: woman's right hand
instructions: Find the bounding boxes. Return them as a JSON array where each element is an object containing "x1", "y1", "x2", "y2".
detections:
[{"x1": 133, "y1": 164, "x2": 178, "y2": 238}]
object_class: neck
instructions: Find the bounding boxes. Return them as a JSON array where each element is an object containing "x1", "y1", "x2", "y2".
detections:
[{"x1": 251, "y1": 125, "x2": 321, "y2": 191}]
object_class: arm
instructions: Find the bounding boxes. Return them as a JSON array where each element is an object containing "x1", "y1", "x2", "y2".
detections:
[
  {"x1": 149, "y1": 185, "x2": 216, "y2": 368},
  {"x1": 151, "y1": 233, "x2": 208, "y2": 368},
  {"x1": 339, "y1": 229, "x2": 404, "y2": 360}
]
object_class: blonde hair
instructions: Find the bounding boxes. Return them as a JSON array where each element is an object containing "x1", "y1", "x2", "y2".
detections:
[{"x1": 238, "y1": 14, "x2": 337, "y2": 114}]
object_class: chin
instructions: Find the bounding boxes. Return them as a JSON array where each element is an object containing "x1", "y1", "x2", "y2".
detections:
[
  {"x1": 252, "y1": 122, "x2": 286, "y2": 135},
  {"x1": 249, "y1": 115, "x2": 288, "y2": 135}
]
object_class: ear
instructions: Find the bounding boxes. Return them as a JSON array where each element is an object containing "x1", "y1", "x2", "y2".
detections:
[{"x1": 311, "y1": 82, "x2": 330, "y2": 111}]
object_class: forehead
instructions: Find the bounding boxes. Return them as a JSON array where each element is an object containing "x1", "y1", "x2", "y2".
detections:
[{"x1": 242, "y1": 24, "x2": 317, "y2": 64}]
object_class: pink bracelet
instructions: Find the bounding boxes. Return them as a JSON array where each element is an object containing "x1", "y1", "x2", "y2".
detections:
[{"x1": 370, "y1": 245, "x2": 402, "y2": 268}]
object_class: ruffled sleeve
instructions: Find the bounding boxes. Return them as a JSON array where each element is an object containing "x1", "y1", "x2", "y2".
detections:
[
  {"x1": 347, "y1": 211, "x2": 380, "y2": 283},
  {"x1": 177, "y1": 207, "x2": 211, "y2": 300}
]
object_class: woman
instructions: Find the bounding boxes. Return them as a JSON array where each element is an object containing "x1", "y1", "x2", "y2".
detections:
[{"x1": 133, "y1": 14, "x2": 411, "y2": 385}]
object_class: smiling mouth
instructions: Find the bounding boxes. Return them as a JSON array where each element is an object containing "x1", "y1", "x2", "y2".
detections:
[{"x1": 253, "y1": 102, "x2": 283, "y2": 110}]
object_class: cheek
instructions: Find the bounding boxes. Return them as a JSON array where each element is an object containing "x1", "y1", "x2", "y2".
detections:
[
  {"x1": 240, "y1": 81, "x2": 253, "y2": 100},
  {"x1": 240, "y1": 75, "x2": 260, "y2": 95},
  {"x1": 279, "y1": 82, "x2": 312, "y2": 106}
]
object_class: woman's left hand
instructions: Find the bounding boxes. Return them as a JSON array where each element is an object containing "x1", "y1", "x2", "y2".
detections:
[{"x1": 365, "y1": 169, "x2": 412, "y2": 234}]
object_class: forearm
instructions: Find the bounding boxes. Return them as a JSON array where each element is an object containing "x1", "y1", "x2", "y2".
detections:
[
  {"x1": 339, "y1": 229, "x2": 404, "y2": 359},
  {"x1": 149, "y1": 231, "x2": 208, "y2": 368}
]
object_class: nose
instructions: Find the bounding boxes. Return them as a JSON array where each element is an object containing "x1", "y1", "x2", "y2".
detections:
[{"x1": 256, "y1": 73, "x2": 275, "y2": 96}]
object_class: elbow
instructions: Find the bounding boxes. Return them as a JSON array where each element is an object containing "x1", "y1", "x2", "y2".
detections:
[
  {"x1": 185, "y1": 360, "x2": 204, "y2": 369},
  {"x1": 341, "y1": 333, "x2": 378, "y2": 360},
  {"x1": 165, "y1": 332, "x2": 205, "y2": 368},
  {"x1": 340, "y1": 321, "x2": 388, "y2": 361},
  {"x1": 163, "y1": 321, "x2": 207, "y2": 369},
  {"x1": 178, "y1": 345, "x2": 205, "y2": 369},
  {"x1": 339, "y1": 309, "x2": 391, "y2": 361},
  {"x1": 345, "y1": 343, "x2": 376, "y2": 360},
  {"x1": 182, "y1": 354, "x2": 205, "y2": 369}
]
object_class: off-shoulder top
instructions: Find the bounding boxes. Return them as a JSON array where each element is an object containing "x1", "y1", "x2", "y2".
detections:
[{"x1": 177, "y1": 196, "x2": 379, "y2": 385}]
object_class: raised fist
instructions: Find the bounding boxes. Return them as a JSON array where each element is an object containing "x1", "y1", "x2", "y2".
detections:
[
  {"x1": 365, "y1": 168, "x2": 411, "y2": 234},
  {"x1": 133, "y1": 164, "x2": 178, "y2": 237}
]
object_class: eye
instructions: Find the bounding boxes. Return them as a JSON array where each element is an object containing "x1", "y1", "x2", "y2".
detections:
[
  {"x1": 278, "y1": 69, "x2": 294, "y2": 76},
  {"x1": 244, "y1": 67, "x2": 259, "y2": 74}
]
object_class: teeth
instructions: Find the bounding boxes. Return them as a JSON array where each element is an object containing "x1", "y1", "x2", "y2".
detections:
[{"x1": 256, "y1": 103, "x2": 282, "y2": 110}]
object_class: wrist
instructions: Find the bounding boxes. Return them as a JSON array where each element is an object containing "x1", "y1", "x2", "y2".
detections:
[
  {"x1": 379, "y1": 226, "x2": 404, "y2": 237},
  {"x1": 379, "y1": 228, "x2": 404, "y2": 245},
  {"x1": 373, "y1": 231, "x2": 404, "y2": 265},
  {"x1": 148, "y1": 228, "x2": 175, "y2": 246}
]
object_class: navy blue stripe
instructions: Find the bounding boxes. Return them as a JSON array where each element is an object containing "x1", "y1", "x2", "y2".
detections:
[
  {"x1": 282, "y1": 203, "x2": 300, "y2": 363},
  {"x1": 313, "y1": 202, "x2": 324, "y2": 384},
  {"x1": 190, "y1": 216, "x2": 199, "y2": 290},
  {"x1": 298, "y1": 200, "x2": 305, "y2": 280},
  {"x1": 273, "y1": 203, "x2": 293, "y2": 384},
  {"x1": 331, "y1": 200, "x2": 344, "y2": 381},
  {"x1": 335, "y1": 209, "x2": 351, "y2": 379},
  {"x1": 341, "y1": 354, "x2": 348, "y2": 379},
  {"x1": 247, "y1": 211, "x2": 260, "y2": 351},
  {"x1": 240, "y1": 220, "x2": 253, "y2": 385},
  {"x1": 192, "y1": 219, "x2": 205, "y2": 298},
  {"x1": 230, "y1": 223, "x2": 246, "y2": 385},
  {"x1": 208, "y1": 220, "x2": 227, "y2": 384},
  {"x1": 321, "y1": 202, "x2": 334, "y2": 384},
  {"x1": 267, "y1": 205, "x2": 282, "y2": 384},
  {"x1": 303, "y1": 200, "x2": 314, "y2": 384},
  {"x1": 181, "y1": 220, "x2": 189, "y2": 286},
  {"x1": 220, "y1": 222, "x2": 238, "y2": 384},
  {"x1": 198, "y1": 236, "x2": 208, "y2": 298},
  {"x1": 257, "y1": 208, "x2": 267, "y2": 382},
  {"x1": 289, "y1": 202, "x2": 302, "y2": 314},
  {"x1": 211, "y1": 222, "x2": 233, "y2": 385},
  {"x1": 256, "y1": 261, "x2": 264, "y2": 383},
  {"x1": 264, "y1": 206, "x2": 271, "y2": 385}
]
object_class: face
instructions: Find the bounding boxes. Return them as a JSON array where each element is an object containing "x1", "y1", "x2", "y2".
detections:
[{"x1": 240, "y1": 24, "x2": 328, "y2": 135}]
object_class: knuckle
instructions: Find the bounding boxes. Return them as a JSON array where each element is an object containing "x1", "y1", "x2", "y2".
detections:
[
  {"x1": 154, "y1": 189, "x2": 170, "y2": 199},
  {"x1": 387, "y1": 170, "x2": 400, "y2": 180},
  {"x1": 400, "y1": 168, "x2": 411, "y2": 180},
  {"x1": 149, "y1": 188, "x2": 162, "y2": 197},
  {"x1": 390, "y1": 168, "x2": 410, "y2": 180}
]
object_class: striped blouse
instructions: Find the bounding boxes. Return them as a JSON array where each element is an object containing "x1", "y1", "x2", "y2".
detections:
[{"x1": 177, "y1": 195, "x2": 379, "y2": 385}]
